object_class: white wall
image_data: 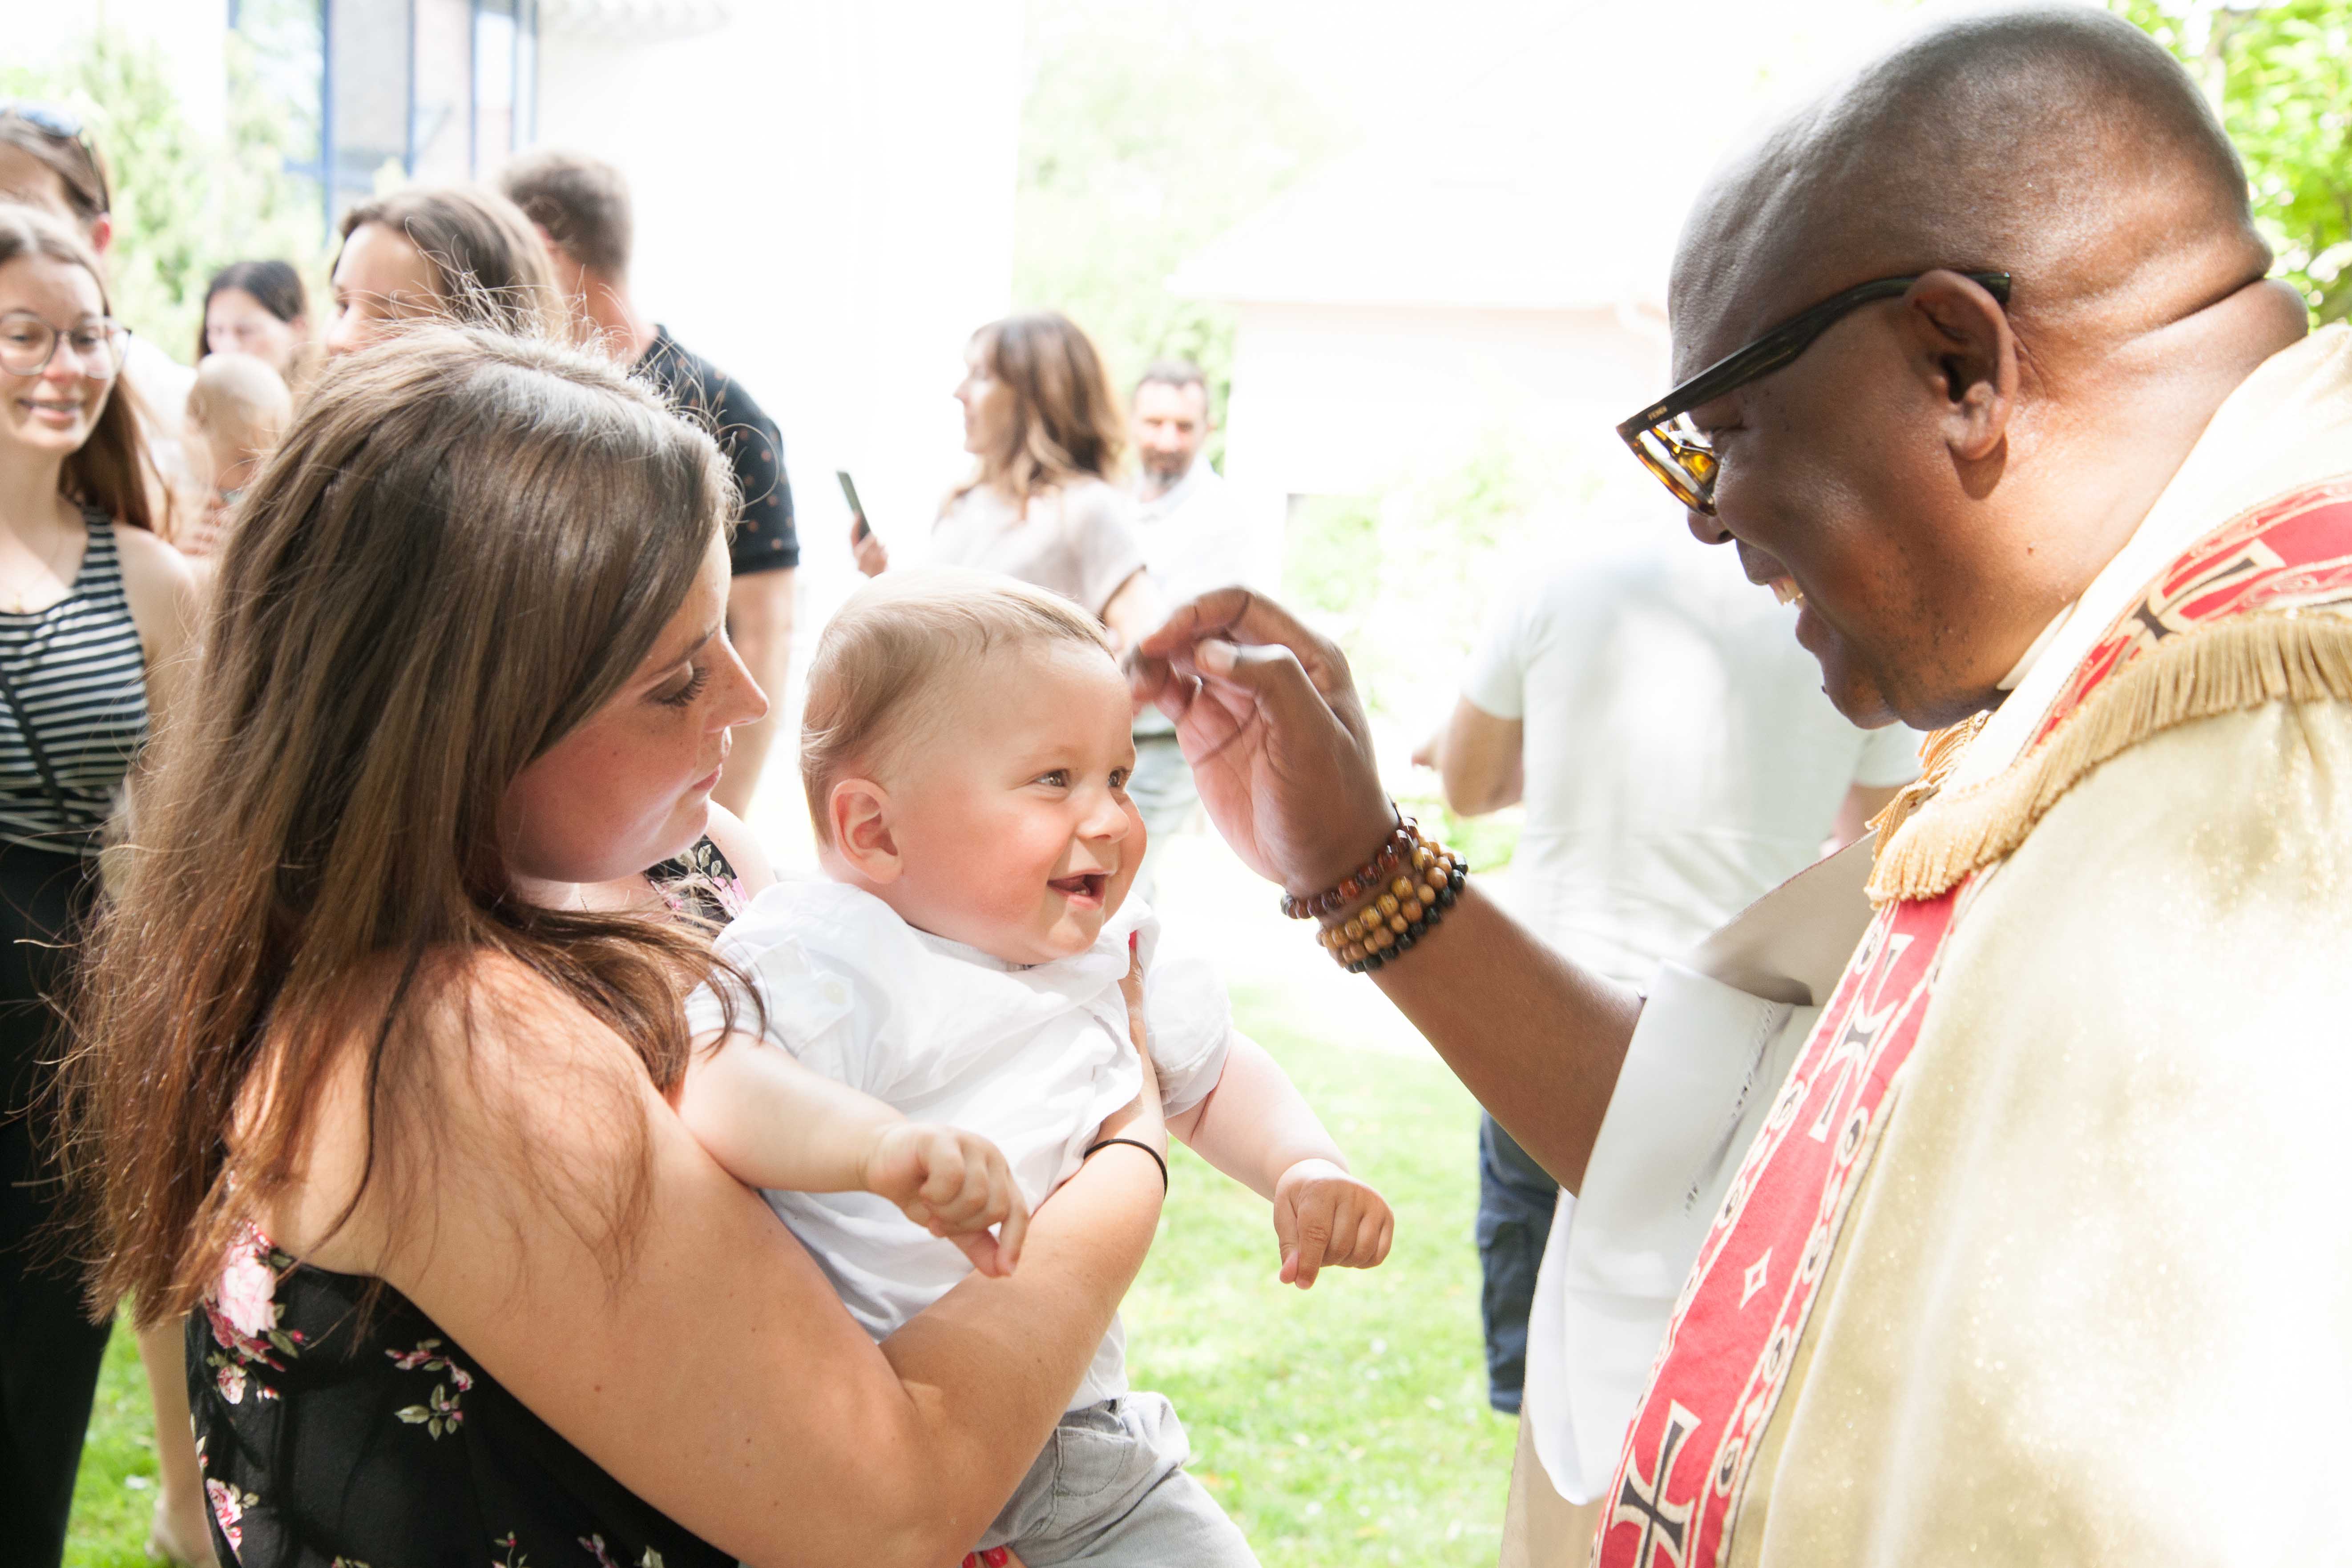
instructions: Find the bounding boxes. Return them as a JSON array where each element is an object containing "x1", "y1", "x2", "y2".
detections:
[
  {"x1": 536, "y1": 1, "x2": 1024, "y2": 851},
  {"x1": 1220, "y1": 300, "x2": 1668, "y2": 503}
]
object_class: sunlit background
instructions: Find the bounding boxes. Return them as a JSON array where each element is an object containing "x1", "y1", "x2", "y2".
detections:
[{"x1": 13, "y1": 2, "x2": 2348, "y2": 1559}]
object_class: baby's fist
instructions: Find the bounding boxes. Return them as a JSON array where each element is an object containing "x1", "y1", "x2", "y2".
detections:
[
  {"x1": 865, "y1": 1122, "x2": 1029, "y2": 1278},
  {"x1": 1271, "y1": 1158, "x2": 1394, "y2": 1288}
]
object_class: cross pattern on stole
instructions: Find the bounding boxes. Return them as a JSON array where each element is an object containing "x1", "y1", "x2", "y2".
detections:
[
  {"x1": 1611, "y1": 1401, "x2": 1700, "y2": 1568},
  {"x1": 1806, "y1": 933, "x2": 1912, "y2": 1145}
]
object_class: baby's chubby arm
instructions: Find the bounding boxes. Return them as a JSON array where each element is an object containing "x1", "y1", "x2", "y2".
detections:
[
  {"x1": 676, "y1": 1032, "x2": 1029, "y2": 1277},
  {"x1": 1166, "y1": 1037, "x2": 1395, "y2": 1288}
]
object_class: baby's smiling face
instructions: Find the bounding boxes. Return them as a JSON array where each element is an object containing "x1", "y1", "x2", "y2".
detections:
[{"x1": 847, "y1": 637, "x2": 1143, "y2": 967}]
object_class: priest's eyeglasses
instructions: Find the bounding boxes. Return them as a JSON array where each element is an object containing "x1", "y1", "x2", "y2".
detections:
[
  {"x1": 1617, "y1": 270, "x2": 2013, "y2": 515},
  {"x1": 0, "y1": 313, "x2": 129, "y2": 380}
]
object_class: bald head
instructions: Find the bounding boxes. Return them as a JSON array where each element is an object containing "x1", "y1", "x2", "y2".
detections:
[
  {"x1": 1675, "y1": 6, "x2": 2267, "y2": 375},
  {"x1": 1655, "y1": 6, "x2": 2309, "y2": 733}
]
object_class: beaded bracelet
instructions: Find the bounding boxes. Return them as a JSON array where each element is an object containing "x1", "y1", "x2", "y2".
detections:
[
  {"x1": 1315, "y1": 835, "x2": 1467, "y2": 973},
  {"x1": 1279, "y1": 814, "x2": 1420, "y2": 919}
]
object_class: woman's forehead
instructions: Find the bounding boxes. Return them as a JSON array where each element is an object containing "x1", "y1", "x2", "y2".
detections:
[{"x1": 0, "y1": 251, "x2": 101, "y2": 313}]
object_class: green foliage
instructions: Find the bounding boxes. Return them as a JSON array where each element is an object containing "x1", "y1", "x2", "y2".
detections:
[
  {"x1": 1014, "y1": 2, "x2": 1353, "y2": 447},
  {"x1": 2117, "y1": 0, "x2": 2352, "y2": 322},
  {"x1": 4, "y1": 27, "x2": 324, "y2": 363}
]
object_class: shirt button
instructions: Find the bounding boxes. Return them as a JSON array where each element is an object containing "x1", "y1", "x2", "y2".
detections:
[{"x1": 822, "y1": 979, "x2": 850, "y2": 1006}]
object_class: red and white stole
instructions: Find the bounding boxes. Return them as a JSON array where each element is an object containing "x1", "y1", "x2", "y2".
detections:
[{"x1": 1594, "y1": 477, "x2": 2352, "y2": 1568}]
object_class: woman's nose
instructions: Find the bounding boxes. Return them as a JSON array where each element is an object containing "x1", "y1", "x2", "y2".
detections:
[{"x1": 715, "y1": 640, "x2": 770, "y2": 731}]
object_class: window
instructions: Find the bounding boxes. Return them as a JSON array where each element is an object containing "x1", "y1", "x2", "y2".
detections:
[{"x1": 229, "y1": 0, "x2": 541, "y2": 233}]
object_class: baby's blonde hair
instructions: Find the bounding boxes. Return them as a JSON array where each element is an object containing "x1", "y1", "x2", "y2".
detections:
[
  {"x1": 802, "y1": 568, "x2": 1114, "y2": 843},
  {"x1": 187, "y1": 351, "x2": 294, "y2": 462}
]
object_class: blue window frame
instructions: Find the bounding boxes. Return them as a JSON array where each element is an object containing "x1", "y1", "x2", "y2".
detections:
[{"x1": 227, "y1": 0, "x2": 539, "y2": 236}]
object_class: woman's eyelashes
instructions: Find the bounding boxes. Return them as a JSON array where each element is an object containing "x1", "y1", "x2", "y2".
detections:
[{"x1": 652, "y1": 664, "x2": 710, "y2": 709}]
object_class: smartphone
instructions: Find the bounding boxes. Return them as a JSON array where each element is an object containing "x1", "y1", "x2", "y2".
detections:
[{"x1": 837, "y1": 470, "x2": 870, "y2": 541}]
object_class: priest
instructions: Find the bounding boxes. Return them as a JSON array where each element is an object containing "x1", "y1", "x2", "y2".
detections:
[{"x1": 1133, "y1": 6, "x2": 2352, "y2": 1561}]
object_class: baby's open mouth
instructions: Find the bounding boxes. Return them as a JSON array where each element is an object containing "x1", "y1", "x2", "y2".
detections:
[{"x1": 1049, "y1": 873, "x2": 1108, "y2": 903}]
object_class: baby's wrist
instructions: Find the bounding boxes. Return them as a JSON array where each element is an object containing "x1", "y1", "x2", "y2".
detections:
[
  {"x1": 857, "y1": 1113, "x2": 911, "y2": 1193},
  {"x1": 1275, "y1": 1153, "x2": 1350, "y2": 1185}
]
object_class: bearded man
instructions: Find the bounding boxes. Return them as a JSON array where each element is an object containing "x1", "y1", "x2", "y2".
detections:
[{"x1": 1134, "y1": 6, "x2": 2352, "y2": 1561}]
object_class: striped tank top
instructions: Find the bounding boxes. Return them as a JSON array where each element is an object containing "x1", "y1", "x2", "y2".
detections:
[{"x1": 0, "y1": 509, "x2": 149, "y2": 856}]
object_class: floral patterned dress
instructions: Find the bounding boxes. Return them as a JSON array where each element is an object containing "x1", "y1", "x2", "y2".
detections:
[{"x1": 189, "y1": 843, "x2": 749, "y2": 1568}]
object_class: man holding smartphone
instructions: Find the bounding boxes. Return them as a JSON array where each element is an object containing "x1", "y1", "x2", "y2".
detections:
[{"x1": 500, "y1": 150, "x2": 799, "y2": 820}]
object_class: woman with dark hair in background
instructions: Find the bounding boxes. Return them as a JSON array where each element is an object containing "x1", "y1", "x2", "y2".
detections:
[
  {"x1": 198, "y1": 259, "x2": 314, "y2": 383},
  {"x1": 64, "y1": 323, "x2": 1166, "y2": 1566},
  {"x1": 324, "y1": 184, "x2": 565, "y2": 355},
  {"x1": 853, "y1": 310, "x2": 1160, "y2": 650},
  {"x1": 0, "y1": 205, "x2": 199, "y2": 1568}
]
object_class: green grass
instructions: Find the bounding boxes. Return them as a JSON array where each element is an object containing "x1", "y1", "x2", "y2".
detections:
[
  {"x1": 69, "y1": 1000, "x2": 1511, "y2": 1565},
  {"x1": 67, "y1": 1317, "x2": 161, "y2": 1567}
]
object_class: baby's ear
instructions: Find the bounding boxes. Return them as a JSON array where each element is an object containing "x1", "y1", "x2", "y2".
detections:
[{"x1": 828, "y1": 778, "x2": 902, "y2": 883}]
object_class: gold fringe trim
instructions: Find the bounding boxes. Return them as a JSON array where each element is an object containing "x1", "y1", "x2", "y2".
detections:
[{"x1": 1867, "y1": 610, "x2": 2352, "y2": 905}]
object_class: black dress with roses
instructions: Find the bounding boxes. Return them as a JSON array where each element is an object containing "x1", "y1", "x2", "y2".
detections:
[
  {"x1": 187, "y1": 1237, "x2": 732, "y2": 1568},
  {"x1": 188, "y1": 845, "x2": 750, "y2": 1567}
]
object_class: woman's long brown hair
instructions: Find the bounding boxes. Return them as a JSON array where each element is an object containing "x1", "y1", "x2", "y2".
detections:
[
  {"x1": 62, "y1": 324, "x2": 735, "y2": 1323},
  {"x1": 0, "y1": 206, "x2": 160, "y2": 531},
  {"x1": 952, "y1": 311, "x2": 1128, "y2": 511}
]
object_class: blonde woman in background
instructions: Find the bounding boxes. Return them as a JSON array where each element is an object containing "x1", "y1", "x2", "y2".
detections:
[{"x1": 854, "y1": 311, "x2": 1160, "y2": 650}]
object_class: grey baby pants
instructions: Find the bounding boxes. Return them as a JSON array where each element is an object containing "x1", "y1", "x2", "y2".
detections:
[{"x1": 975, "y1": 1392, "x2": 1259, "y2": 1566}]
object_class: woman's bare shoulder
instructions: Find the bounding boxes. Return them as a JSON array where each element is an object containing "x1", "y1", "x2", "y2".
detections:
[
  {"x1": 110, "y1": 518, "x2": 204, "y2": 690},
  {"x1": 253, "y1": 948, "x2": 660, "y2": 1270}
]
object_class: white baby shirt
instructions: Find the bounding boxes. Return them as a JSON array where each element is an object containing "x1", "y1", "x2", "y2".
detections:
[{"x1": 682, "y1": 879, "x2": 1234, "y2": 1410}]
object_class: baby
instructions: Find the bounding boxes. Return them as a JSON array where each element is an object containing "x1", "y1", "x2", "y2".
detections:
[
  {"x1": 678, "y1": 570, "x2": 1393, "y2": 1566},
  {"x1": 181, "y1": 351, "x2": 292, "y2": 558}
]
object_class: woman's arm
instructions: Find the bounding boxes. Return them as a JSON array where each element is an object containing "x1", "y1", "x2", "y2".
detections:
[
  {"x1": 286, "y1": 960, "x2": 1165, "y2": 1568},
  {"x1": 113, "y1": 521, "x2": 203, "y2": 732},
  {"x1": 1132, "y1": 590, "x2": 1639, "y2": 1192}
]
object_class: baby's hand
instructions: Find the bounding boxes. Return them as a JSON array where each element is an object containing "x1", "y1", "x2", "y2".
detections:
[
  {"x1": 1271, "y1": 1158, "x2": 1394, "y2": 1288},
  {"x1": 863, "y1": 1122, "x2": 1029, "y2": 1278}
]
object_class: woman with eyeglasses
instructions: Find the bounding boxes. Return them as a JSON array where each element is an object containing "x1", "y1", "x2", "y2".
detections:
[
  {"x1": 0, "y1": 101, "x2": 200, "y2": 496},
  {"x1": 0, "y1": 206, "x2": 198, "y2": 1564}
]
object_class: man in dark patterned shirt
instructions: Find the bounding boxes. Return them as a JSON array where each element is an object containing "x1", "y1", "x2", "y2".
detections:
[{"x1": 500, "y1": 151, "x2": 799, "y2": 819}]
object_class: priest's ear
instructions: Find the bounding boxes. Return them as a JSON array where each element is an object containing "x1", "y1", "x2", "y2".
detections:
[
  {"x1": 1900, "y1": 269, "x2": 2019, "y2": 467},
  {"x1": 826, "y1": 778, "x2": 903, "y2": 884}
]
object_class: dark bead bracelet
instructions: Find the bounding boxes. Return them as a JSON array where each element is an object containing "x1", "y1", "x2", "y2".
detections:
[{"x1": 1279, "y1": 813, "x2": 1419, "y2": 919}]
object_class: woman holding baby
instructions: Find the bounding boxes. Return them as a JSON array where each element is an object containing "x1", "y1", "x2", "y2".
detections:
[{"x1": 60, "y1": 326, "x2": 1178, "y2": 1567}]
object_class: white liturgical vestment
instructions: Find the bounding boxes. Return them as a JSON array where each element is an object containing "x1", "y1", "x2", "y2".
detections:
[{"x1": 1521, "y1": 324, "x2": 2352, "y2": 1513}]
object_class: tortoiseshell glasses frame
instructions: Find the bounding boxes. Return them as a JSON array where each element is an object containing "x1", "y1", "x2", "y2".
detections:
[{"x1": 1616, "y1": 270, "x2": 2013, "y2": 515}]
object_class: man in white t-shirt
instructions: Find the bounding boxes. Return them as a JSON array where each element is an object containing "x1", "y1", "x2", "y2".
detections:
[
  {"x1": 1127, "y1": 361, "x2": 1273, "y2": 891},
  {"x1": 1420, "y1": 533, "x2": 1920, "y2": 1419}
]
